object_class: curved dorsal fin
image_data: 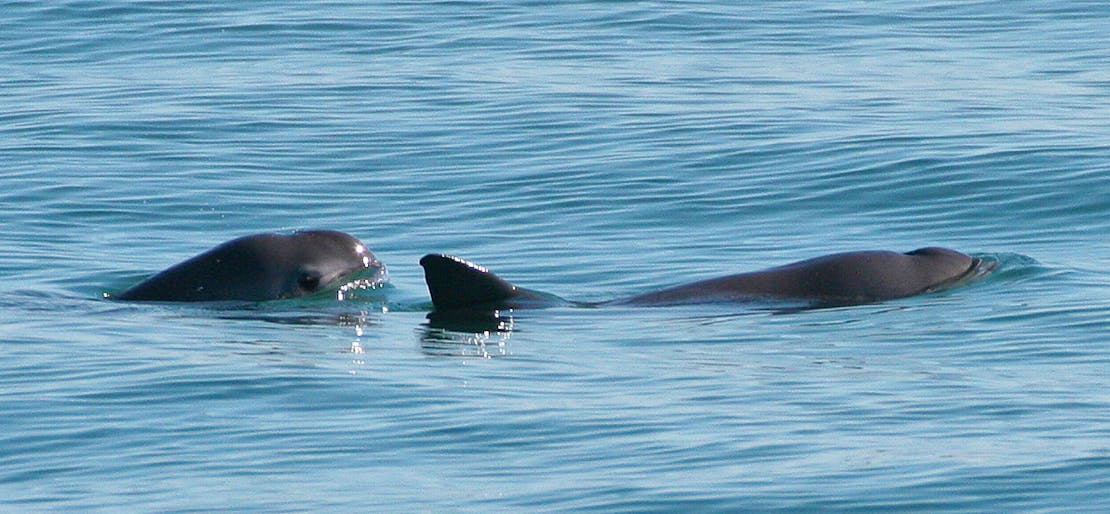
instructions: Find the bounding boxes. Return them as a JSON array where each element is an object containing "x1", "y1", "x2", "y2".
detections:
[{"x1": 419, "y1": 254, "x2": 521, "y2": 310}]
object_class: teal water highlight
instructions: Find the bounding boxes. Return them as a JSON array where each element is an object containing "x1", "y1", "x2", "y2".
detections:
[{"x1": 2, "y1": 1, "x2": 1110, "y2": 512}]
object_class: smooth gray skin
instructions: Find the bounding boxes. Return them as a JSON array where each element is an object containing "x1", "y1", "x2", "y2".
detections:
[
  {"x1": 420, "y1": 247, "x2": 982, "y2": 311},
  {"x1": 614, "y1": 247, "x2": 979, "y2": 306},
  {"x1": 116, "y1": 230, "x2": 384, "y2": 302}
]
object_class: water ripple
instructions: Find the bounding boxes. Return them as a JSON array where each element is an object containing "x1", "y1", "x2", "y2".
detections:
[{"x1": 2, "y1": 1, "x2": 1110, "y2": 511}]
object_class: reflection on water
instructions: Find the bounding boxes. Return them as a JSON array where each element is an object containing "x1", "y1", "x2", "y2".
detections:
[
  {"x1": 419, "y1": 310, "x2": 515, "y2": 358},
  {"x1": 217, "y1": 308, "x2": 384, "y2": 328}
]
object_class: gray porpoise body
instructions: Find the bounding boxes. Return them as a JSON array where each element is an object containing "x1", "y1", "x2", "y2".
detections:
[
  {"x1": 116, "y1": 230, "x2": 383, "y2": 302},
  {"x1": 420, "y1": 247, "x2": 981, "y2": 311}
]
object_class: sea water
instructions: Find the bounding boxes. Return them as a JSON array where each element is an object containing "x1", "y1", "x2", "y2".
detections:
[{"x1": 2, "y1": 1, "x2": 1109, "y2": 511}]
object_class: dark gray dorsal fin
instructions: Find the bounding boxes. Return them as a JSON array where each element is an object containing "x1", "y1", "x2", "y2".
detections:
[{"x1": 419, "y1": 254, "x2": 521, "y2": 310}]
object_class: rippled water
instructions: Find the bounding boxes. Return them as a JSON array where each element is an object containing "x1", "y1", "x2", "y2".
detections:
[{"x1": 2, "y1": 1, "x2": 1109, "y2": 512}]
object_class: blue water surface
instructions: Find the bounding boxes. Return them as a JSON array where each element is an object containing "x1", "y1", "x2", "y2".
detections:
[{"x1": 2, "y1": 1, "x2": 1109, "y2": 512}]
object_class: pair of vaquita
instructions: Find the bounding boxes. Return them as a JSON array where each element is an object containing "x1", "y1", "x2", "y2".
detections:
[{"x1": 114, "y1": 230, "x2": 990, "y2": 310}]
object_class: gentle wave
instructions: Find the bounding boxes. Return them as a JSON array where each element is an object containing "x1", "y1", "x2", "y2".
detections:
[{"x1": 2, "y1": 1, "x2": 1109, "y2": 512}]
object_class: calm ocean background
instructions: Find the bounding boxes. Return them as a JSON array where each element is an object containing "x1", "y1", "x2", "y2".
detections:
[{"x1": 2, "y1": 1, "x2": 1109, "y2": 512}]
